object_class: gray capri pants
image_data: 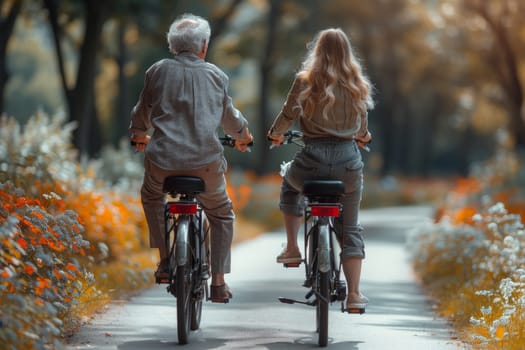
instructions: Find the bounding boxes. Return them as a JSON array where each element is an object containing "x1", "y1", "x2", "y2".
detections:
[
  {"x1": 280, "y1": 137, "x2": 365, "y2": 259},
  {"x1": 141, "y1": 156, "x2": 234, "y2": 274}
]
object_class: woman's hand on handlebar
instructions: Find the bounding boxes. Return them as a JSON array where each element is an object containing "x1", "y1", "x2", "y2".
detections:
[
  {"x1": 267, "y1": 133, "x2": 284, "y2": 147},
  {"x1": 130, "y1": 134, "x2": 150, "y2": 152},
  {"x1": 355, "y1": 131, "x2": 372, "y2": 151}
]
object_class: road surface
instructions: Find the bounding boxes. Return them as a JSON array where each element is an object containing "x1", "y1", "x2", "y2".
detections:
[{"x1": 67, "y1": 206, "x2": 468, "y2": 349}]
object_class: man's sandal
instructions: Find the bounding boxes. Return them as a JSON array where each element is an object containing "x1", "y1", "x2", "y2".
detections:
[{"x1": 210, "y1": 283, "x2": 233, "y2": 303}]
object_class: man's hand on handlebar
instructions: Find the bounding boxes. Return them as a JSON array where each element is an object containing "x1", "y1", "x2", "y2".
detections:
[
  {"x1": 234, "y1": 133, "x2": 254, "y2": 152},
  {"x1": 130, "y1": 134, "x2": 150, "y2": 152}
]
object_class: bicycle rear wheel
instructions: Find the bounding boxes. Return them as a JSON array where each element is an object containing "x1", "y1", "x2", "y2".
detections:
[
  {"x1": 190, "y1": 218, "x2": 206, "y2": 330},
  {"x1": 190, "y1": 281, "x2": 204, "y2": 330},
  {"x1": 176, "y1": 219, "x2": 192, "y2": 344},
  {"x1": 316, "y1": 223, "x2": 330, "y2": 347},
  {"x1": 317, "y1": 270, "x2": 329, "y2": 346}
]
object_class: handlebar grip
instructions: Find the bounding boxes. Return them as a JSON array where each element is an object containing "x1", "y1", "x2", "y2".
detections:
[{"x1": 220, "y1": 135, "x2": 254, "y2": 149}]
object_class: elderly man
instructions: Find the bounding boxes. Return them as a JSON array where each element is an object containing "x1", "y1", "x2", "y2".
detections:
[{"x1": 129, "y1": 13, "x2": 253, "y2": 302}]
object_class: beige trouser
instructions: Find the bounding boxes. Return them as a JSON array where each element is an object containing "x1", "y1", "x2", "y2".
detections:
[{"x1": 141, "y1": 156, "x2": 234, "y2": 274}]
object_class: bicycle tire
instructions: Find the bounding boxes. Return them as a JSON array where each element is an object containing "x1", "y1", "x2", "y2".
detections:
[
  {"x1": 176, "y1": 218, "x2": 192, "y2": 344},
  {"x1": 317, "y1": 223, "x2": 330, "y2": 347},
  {"x1": 190, "y1": 218, "x2": 205, "y2": 330},
  {"x1": 191, "y1": 282, "x2": 204, "y2": 330},
  {"x1": 317, "y1": 270, "x2": 329, "y2": 346}
]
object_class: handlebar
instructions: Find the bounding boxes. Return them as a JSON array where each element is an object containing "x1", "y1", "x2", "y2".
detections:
[
  {"x1": 219, "y1": 134, "x2": 254, "y2": 151},
  {"x1": 268, "y1": 130, "x2": 305, "y2": 149},
  {"x1": 131, "y1": 135, "x2": 253, "y2": 151},
  {"x1": 269, "y1": 130, "x2": 371, "y2": 152}
]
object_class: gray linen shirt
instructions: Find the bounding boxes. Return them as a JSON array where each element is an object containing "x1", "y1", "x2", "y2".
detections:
[
  {"x1": 129, "y1": 52, "x2": 249, "y2": 170},
  {"x1": 268, "y1": 77, "x2": 368, "y2": 139}
]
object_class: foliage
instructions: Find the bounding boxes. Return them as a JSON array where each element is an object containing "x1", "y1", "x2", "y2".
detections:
[
  {"x1": 0, "y1": 112, "x2": 78, "y2": 196},
  {"x1": 0, "y1": 112, "x2": 153, "y2": 349},
  {"x1": 409, "y1": 149, "x2": 525, "y2": 348},
  {"x1": 0, "y1": 182, "x2": 91, "y2": 349},
  {"x1": 5, "y1": 0, "x2": 522, "y2": 175}
]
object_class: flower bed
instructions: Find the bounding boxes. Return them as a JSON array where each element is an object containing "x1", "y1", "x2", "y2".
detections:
[{"x1": 409, "y1": 149, "x2": 525, "y2": 348}]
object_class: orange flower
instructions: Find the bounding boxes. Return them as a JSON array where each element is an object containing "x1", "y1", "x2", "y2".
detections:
[
  {"x1": 24, "y1": 264, "x2": 36, "y2": 275},
  {"x1": 17, "y1": 237, "x2": 28, "y2": 250},
  {"x1": 31, "y1": 211, "x2": 44, "y2": 220},
  {"x1": 453, "y1": 207, "x2": 477, "y2": 225},
  {"x1": 53, "y1": 269, "x2": 62, "y2": 280},
  {"x1": 1, "y1": 269, "x2": 10, "y2": 278},
  {"x1": 495, "y1": 325, "x2": 505, "y2": 340},
  {"x1": 35, "y1": 277, "x2": 52, "y2": 296},
  {"x1": 65, "y1": 263, "x2": 77, "y2": 271},
  {"x1": 48, "y1": 240, "x2": 65, "y2": 252}
]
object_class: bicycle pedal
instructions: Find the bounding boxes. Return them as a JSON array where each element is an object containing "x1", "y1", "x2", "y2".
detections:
[
  {"x1": 344, "y1": 307, "x2": 365, "y2": 314},
  {"x1": 209, "y1": 298, "x2": 230, "y2": 304},
  {"x1": 156, "y1": 276, "x2": 169, "y2": 284},
  {"x1": 283, "y1": 262, "x2": 301, "y2": 268}
]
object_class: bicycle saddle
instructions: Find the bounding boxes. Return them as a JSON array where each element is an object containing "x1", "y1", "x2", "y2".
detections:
[
  {"x1": 163, "y1": 176, "x2": 205, "y2": 194},
  {"x1": 303, "y1": 180, "x2": 344, "y2": 196}
]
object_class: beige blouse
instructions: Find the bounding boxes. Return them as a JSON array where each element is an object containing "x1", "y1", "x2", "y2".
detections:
[{"x1": 269, "y1": 77, "x2": 368, "y2": 140}]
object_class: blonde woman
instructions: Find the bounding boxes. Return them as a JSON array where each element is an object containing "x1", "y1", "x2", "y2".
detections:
[{"x1": 268, "y1": 28, "x2": 373, "y2": 311}]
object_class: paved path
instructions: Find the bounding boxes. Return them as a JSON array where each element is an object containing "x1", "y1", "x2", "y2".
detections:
[{"x1": 67, "y1": 206, "x2": 468, "y2": 349}]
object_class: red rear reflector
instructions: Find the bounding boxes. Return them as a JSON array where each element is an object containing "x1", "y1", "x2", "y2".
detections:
[
  {"x1": 311, "y1": 206, "x2": 340, "y2": 217},
  {"x1": 168, "y1": 203, "x2": 197, "y2": 214}
]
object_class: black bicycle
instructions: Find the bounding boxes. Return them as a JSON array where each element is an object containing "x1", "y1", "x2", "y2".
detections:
[
  {"x1": 132, "y1": 135, "x2": 251, "y2": 344},
  {"x1": 275, "y1": 131, "x2": 366, "y2": 347}
]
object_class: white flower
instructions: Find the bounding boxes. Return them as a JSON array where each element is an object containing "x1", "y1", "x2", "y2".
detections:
[
  {"x1": 487, "y1": 222, "x2": 498, "y2": 232},
  {"x1": 503, "y1": 307, "x2": 516, "y2": 316},
  {"x1": 469, "y1": 316, "x2": 482, "y2": 326},
  {"x1": 488, "y1": 202, "x2": 507, "y2": 215},
  {"x1": 475, "y1": 290, "x2": 493, "y2": 296},
  {"x1": 481, "y1": 306, "x2": 492, "y2": 315},
  {"x1": 472, "y1": 214, "x2": 483, "y2": 222},
  {"x1": 489, "y1": 243, "x2": 499, "y2": 254},
  {"x1": 499, "y1": 278, "x2": 516, "y2": 301},
  {"x1": 503, "y1": 236, "x2": 515, "y2": 248}
]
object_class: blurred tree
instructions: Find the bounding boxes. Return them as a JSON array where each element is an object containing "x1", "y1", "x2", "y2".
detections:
[
  {"x1": 43, "y1": 0, "x2": 109, "y2": 156},
  {"x1": 440, "y1": 0, "x2": 525, "y2": 148},
  {"x1": 320, "y1": 0, "x2": 463, "y2": 175},
  {"x1": 256, "y1": 0, "x2": 283, "y2": 173},
  {"x1": 107, "y1": 0, "x2": 246, "y2": 146},
  {"x1": 0, "y1": 0, "x2": 22, "y2": 114},
  {"x1": 4, "y1": 0, "x2": 512, "y2": 176}
]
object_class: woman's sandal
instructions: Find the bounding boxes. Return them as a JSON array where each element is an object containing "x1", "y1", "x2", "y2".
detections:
[
  {"x1": 210, "y1": 283, "x2": 233, "y2": 303},
  {"x1": 345, "y1": 294, "x2": 368, "y2": 314}
]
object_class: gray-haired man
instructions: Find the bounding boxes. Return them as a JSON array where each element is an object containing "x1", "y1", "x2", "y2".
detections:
[{"x1": 130, "y1": 13, "x2": 253, "y2": 302}]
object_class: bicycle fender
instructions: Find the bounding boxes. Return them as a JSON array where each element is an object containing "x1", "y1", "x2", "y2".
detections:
[
  {"x1": 176, "y1": 217, "x2": 190, "y2": 266},
  {"x1": 318, "y1": 224, "x2": 330, "y2": 273}
]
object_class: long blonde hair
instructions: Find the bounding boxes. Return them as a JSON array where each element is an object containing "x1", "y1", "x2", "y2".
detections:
[{"x1": 296, "y1": 28, "x2": 374, "y2": 119}]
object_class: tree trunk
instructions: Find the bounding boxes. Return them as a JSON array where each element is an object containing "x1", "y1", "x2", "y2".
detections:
[
  {"x1": 70, "y1": 0, "x2": 108, "y2": 157},
  {"x1": 257, "y1": 0, "x2": 282, "y2": 174},
  {"x1": 115, "y1": 17, "x2": 129, "y2": 146},
  {"x1": 471, "y1": 1, "x2": 525, "y2": 147},
  {"x1": 0, "y1": 1, "x2": 22, "y2": 114}
]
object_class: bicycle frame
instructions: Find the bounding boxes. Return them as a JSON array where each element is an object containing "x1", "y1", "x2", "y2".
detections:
[
  {"x1": 162, "y1": 176, "x2": 209, "y2": 345},
  {"x1": 274, "y1": 132, "x2": 367, "y2": 346},
  {"x1": 304, "y1": 201, "x2": 344, "y2": 295},
  {"x1": 166, "y1": 198, "x2": 206, "y2": 269}
]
